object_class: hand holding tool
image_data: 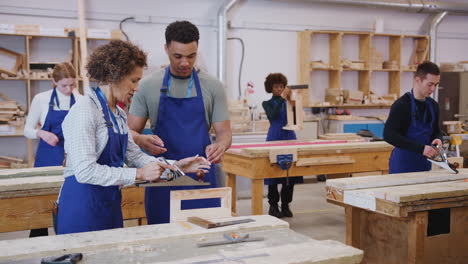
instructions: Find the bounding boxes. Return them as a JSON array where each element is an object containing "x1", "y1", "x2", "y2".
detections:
[{"x1": 427, "y1": 144, "x2": 459, "y2": 174}]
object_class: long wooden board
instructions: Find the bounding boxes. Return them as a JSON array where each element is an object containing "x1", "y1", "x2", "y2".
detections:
[
  {"x1": 228, "y1": 141, "x2": 392, "y2": 158},
  {"x1": 0, "y1": 215, "x2": 363, "y2": 264},
  {"x1": 327, "y1": 169, "x2": 468, "y2": 191}
]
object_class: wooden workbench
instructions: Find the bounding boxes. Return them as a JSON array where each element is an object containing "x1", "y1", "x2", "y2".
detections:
[
  {"x1": 0, "y1": 167, "x2": 146, "y2": 233},
  {"x1": 0, "y1": 215, "x2": 363, "y2": 264},
  {"x1": 326, "y1": 169, "x2": 468, "y2": 264},
  {"x1": 222, "y1": 140, "x2": 392, "y2": 215}
]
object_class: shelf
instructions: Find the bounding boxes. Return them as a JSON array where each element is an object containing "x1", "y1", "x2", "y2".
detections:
[
  {"x1": 342, "y1": 68, "x2": 368, "y2": 72},
  {"x1": 375, "y1": 68, "x2": 397, "y2": 72},
  {"x1": 0, "y1": 133, "x2": 24, "y2": 137},
  {"x1": 308, "y1": 104, "x2": 392, "y2": 109},
  {"x1": 0, "y1": 78, "x2": 27, "y2": 81},
  {"x1": 298, "y1": 29, "x2": 429, "y2": 108}
]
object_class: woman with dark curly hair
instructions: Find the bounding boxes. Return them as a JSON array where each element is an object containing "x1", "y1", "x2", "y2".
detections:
[
  {"x1": 57, "y1": 40, "x2": 211, "y2": 234},
  {"x1": 262, "y1": 73, "x2": 303, "y2": 218}
]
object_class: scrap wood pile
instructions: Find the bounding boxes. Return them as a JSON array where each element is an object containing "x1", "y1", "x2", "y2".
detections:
[
  {"x1": 0, "y1": 93, "x2": 25, "y2": 126},
  {"x1": 0, "y1": 156, "x2": 27, "y2": 169}
]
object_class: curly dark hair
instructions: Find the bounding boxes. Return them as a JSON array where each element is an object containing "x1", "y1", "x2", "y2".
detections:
[
  {"x1": 165, "y1": 21, "x2": 199, "y2": 45},
  {"x1": 86, "y1": 40, "x2": 147, "y2": 84},
  {"x1": 414, "y1": 61, "x2": 440, "y2": 80},
  {"x1": 264, "y1": 73, "x2": 288, "y2": 93}
]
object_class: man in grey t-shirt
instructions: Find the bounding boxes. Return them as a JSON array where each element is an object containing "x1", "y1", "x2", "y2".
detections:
[{"x1": 128, "y1": 20, "x2": 232, "y2": 224}]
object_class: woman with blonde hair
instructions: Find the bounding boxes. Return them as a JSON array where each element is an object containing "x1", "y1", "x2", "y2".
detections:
[{"x1": 24, "y1": 62, "x2": 81, "y2": 237}]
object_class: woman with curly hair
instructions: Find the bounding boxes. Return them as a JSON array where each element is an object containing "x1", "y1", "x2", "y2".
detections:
[
  {"x1": 262, "y1": 73, "x2": 303, "y2": 218},
  {"x1": 57, "y1": 40, "x2": 211, "y2": 234}
]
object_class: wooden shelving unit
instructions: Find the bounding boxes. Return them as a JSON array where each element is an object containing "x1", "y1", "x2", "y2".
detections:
[
  {"x1": 0, "y1": 26, "x2": 122, "y2": 165},
  {"x1": 297, "y1": 30, "x2": 429, "y2": 107}
]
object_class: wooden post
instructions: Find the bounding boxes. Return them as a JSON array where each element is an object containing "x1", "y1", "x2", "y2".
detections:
[
  {"x1": 226, "y1": 173, "x2": 237, "y2": 214},
  {"x1": 407, "y1": 212, "x2": 427, "y2": 264},
  {"x1": 251, "y1": 179, "x2": 263, "y2": 215},
  {"x1": 77, "y1": 0, "x2": 89, "y2": 90}
]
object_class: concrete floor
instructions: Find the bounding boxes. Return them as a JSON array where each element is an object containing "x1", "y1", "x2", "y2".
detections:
[{"x1": 0, "y1": 178, "x2": 346, "y2": 243}]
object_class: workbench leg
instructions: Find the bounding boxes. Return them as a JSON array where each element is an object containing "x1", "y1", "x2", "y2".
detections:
[
  {"x1": 251, "y1": 179, "x2": 263, "y2": 215},
  {"x1": 226, "y1": 173, "x2": 237, "y2": 215},
  {"x1": 345, "y1": 206, "x2": 361, "y2": 248},
  {"x1": 407, "y1": 212, "x2": 427, "y2": 264}
]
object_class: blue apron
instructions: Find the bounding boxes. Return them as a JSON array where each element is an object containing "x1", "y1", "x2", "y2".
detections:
[
  {"x1": 34, "y1": 88, "x2": 75, "y2": 167},
  {"x1": 265, "y1": 99, "x2": 303, "y2": 185},
  {"x1": 389, "y1": 90, "x2": 435, "y2": 173},
  {"x1": 57, "y1": 87, "x2": 127, "y2": 234},
  {"x1": 145, "y1": 67, "x2": 219, "y2": 224}
]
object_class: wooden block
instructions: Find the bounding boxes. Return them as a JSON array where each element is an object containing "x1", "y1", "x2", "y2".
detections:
[
  {"x1": 170, "y1": 187, "x2": 232, "y2": 222},
  {"x1": 326, "y1": 88, "x2": 343, "y2": 97},
  {"x1": 187, "y1": 216, "x2": 215, "y2": 228},
  {"x1": 343, "y1": 90, "x2": 363, "y2": 104},
  {"x1": 443, "y1": 121, "x2": 463, "y2": 134},
  {"x1": 310, "y1": 60, "x2": 329, "y2": 69}
]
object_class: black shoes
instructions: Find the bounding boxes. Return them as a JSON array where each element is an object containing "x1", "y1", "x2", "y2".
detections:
[
  {"x1": 281, "y1": 206, "x2": 293, "y2": 218},
  {"x1": 268, "y1": 205, "x2": 282, "y2": 218},
  {"x1": 269, "y1": 205, "x2": 293, "y2": 218}
]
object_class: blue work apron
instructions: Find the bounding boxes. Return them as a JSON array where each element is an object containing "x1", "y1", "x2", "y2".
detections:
[
  {"x1": 145, "y1": 67, "x2": 219, "y2": 224},
  {"x1": 57, "y1": 87, "x2": 127, "y2": 234},
  {"x1": 265, "y1": 99, "x2": 303, "y2": 185},
  {"x1": 389, "y1": 90, "x2": 435, "y2": 173},
  {"x1": 34, "y1": 88, "x2": 75, "y2": 167}
]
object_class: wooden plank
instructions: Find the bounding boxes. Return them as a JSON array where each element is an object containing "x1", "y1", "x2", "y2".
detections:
[
  {"x1": 0, "y1": 166, "x2": 63, "y2": 178},
  {"x1": 326, "y1": 169, "x2": 468, "y2": 191},
  {"x1": 0, "y1": 176, "x2": 63, "y2": 193},
  {"x1": 170, "y1": 187, "x2": 232, "y2": 222},
  {"x1": 0, "y1": 215, "x2": 289, "y2": 261},
  {"x1": 342, "y1": 180, "x2": 468, "y2": 212},
  {"x1": 230, "y1": 141, "x2": 392, "y2": 158},
  {"x1": 318, "y1": 133, "x2": 362, "y2": 140},
  {"x1": 296, "y1": 156, "x2": 355, "y2": 166}
]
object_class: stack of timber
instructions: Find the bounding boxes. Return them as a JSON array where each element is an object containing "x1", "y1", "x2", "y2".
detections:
[
  {"x1": 0, "y1": 93, "x2": 25, "y2": 135},
  {"x1": 369, "y1": 48, "x2": 384, "y2": 70},
  {"x1": 0, "y1": 156, "x2": 27, "y2": 169},
  {"x1": 326, "y1": 169, "x2": 468, "y2": 264},
  {"x1": 228, "y1": 100, "x2": 251, "y2": 133}
]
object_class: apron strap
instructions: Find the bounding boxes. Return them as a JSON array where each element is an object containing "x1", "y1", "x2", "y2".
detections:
[{"x1": 94, "y1": 87, "x2": 127, "y2": 166}]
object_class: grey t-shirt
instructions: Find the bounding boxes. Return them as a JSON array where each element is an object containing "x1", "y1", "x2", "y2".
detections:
[{"x1": 129, "y1": 68, "x2": 229, "y2": 131}]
